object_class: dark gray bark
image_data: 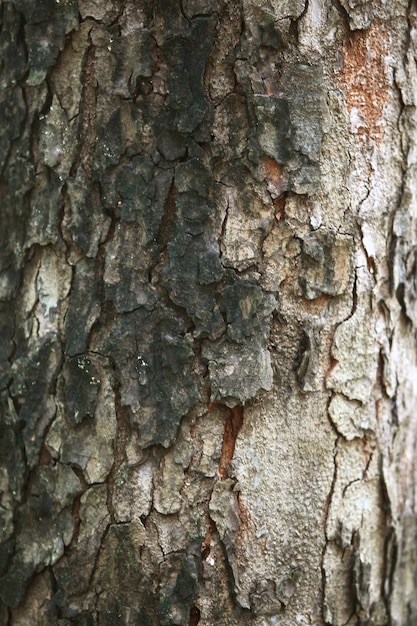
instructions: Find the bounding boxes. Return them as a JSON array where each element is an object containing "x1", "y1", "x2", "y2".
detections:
[{"x1": 1, "y1": 1, "x2": 417, "y2": 624}]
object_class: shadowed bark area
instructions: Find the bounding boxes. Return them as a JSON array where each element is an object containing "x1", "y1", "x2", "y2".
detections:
[{"x1": 1, "y1": 1, "x2": 417, "y2": 624}]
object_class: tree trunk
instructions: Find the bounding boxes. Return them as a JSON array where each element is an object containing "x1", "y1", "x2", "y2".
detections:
[{"x1": 1, "y1": 1, "x2": 417, "y2": 624}]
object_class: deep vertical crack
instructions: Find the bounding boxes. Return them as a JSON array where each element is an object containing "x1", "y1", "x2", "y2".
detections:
[{"x1": 218, "y1": 404, "x2": 244, "y2": 480}]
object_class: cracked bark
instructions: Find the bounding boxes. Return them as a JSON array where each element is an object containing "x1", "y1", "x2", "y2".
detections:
[{"x1": 1, "y1": 1, "x2": 417, "y2": 624}]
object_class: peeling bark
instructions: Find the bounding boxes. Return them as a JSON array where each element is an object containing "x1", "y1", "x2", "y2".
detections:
[{"x1": 1, "y1": 1, "x2": 417, "y2": 624}]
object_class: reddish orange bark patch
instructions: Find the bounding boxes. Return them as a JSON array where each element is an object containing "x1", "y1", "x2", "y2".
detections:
[
  {"x1": 260, "y1": 155, "x2": 288, "y2": 196},
  {"x1": 336, "y1": 22, "x2": 390, "y2": 142},
  {"x1": 219, "y1": 405, "x2": 244, "y2": 480},
  {"x1": 201, "y1": 521, "x2": 215, "y2": 560}
]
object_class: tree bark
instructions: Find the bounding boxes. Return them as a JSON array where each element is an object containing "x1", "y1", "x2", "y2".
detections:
[{"x1": 1, "y1": 1, "x2": 417, "y2": 624}]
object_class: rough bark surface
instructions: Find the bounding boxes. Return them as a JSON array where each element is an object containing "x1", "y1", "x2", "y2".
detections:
[{"x1": 1, "y1": 1, "x2": 417, "y2": 624}]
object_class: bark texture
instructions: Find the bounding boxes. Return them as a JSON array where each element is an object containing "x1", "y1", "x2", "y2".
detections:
[{"x1": 1, "y1": 1, "x2": 417, "y2": 624}]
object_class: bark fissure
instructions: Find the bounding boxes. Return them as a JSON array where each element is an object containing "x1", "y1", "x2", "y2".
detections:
[{"x1": 218, "y1": 404, "x2": 244, "y2": 481}]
